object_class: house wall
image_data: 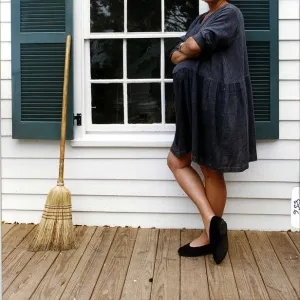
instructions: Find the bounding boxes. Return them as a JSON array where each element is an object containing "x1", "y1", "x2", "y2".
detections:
[{"x1": 1, "y1": 0, "x2": 299, "y2": 230}]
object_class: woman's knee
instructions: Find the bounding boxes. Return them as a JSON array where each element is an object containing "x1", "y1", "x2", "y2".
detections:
[
  {"x1": 200, "y1": 165, "x2": 223, "y2": 180},
  {"x1": 167, "y1": 152, "x2": 191, "y2": 172}
]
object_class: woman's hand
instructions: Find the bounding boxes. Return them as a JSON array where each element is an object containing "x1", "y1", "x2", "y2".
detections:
[
  {"x1": 179, "y1": 37, "x2": 202, "y2": 56},
  {"x1": 171, "y1": 51, "x2": 189, "y2": 64},
  {"x1": 171, "y1": 49, "x2": 200, "y2": 65}
]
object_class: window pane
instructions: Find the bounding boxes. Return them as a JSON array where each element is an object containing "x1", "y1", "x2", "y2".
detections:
[
  {"x1": 127, "y1": 39, "x2": 160, "y2": 79},
  {"x1": 165, "y1": 38, "x2": 178, "y2": 79},
  {"x1": 90, "y1": 0, "x2": 124, "y2": 32},
  {"x1": 128, "y1": 83, "x2": 161, "y2": 123},
  {"x1": 165, "y1": 83, "x2": 176, "y2": 123},
  {"x1": 91, "y1": 83, "x2": 124, "y2": 124},
  {"x1": 165, "y1": 0, "x2": 199, "y2": 32},
  {"x1": 128, "y1": 0, "x2": 161, "y2": 32},
  {"x1": 90, "y1": 39, "x2": 123, "y2": 79}
]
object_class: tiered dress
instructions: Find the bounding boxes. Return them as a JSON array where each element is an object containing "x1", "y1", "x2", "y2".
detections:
[{"x1": 170, "y1": 4, "x2": 257, "y2": 172}]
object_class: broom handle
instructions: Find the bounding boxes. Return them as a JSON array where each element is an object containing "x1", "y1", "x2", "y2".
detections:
[{"x1": 58, "y1": 35, "x2": 71, "y2": 185}]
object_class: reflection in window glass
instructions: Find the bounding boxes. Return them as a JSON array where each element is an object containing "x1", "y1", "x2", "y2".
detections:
[
  {"x1": 127, "y1": 39, "x2": 160, "y2": 79},
  {"x1": 90, "y1": 39, "x2": 123, "y2": 79},
  {"x1": 90, "y1": 0, "x2": 124, "y2": 32},
  {"x1": 165, "y1": 83, "x2": 176, "y2": 123},
  {"x1": 165, "y1": 38, "x2": 179, "y2": 79},
  {"x1": 128, "y1": 83, "x2": 161, "y2": 123},
  {"x1": 92, "y1": 84, "x2": 124, "y2": 124},
  {"x1": 165, "y1": 0, "x2": 199, "y2": 32},
  {"x1": 128, "y1": 0, "x2": 161, "y2": 32}
]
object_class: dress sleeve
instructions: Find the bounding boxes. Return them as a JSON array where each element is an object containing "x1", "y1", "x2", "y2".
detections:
[
  {"x1": 192, "y1": 7, "x2": 238, "y2": 54},
  {"x1": 169, "y1": 14, "x2": 204, "y2": 58}
]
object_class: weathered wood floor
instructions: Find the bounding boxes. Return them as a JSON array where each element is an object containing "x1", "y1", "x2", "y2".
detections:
[{"x1": 2, "y1": 223, "x2": 300, "y2": 300}]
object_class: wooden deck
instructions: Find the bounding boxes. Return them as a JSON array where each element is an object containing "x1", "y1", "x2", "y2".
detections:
[{"x1": 2, "y1": 223, "x2": 300, "y2": 300}]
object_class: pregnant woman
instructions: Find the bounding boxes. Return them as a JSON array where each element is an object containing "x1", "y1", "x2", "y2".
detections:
[{"x1": 167, "y1": 0, "x2": 257, "y2": 264}]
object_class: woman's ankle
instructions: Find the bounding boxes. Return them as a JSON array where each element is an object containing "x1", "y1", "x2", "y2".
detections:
[{"x1": 204, "y1": 214, "x2": 215, "y2": 239}]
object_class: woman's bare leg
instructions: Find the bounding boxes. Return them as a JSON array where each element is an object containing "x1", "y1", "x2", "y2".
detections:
[
  {"x1": 167, "y1": 152, "x2": 215, "y2": 242},
  {"x1": 193, "y1": 165, "x2": 227, "y2": 245},
  {"x1": 201, "y1": 165, "x2": 227, "y2": 216}
]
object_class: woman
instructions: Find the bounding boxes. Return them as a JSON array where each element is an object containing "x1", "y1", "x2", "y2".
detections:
[{"x1": 168, "y1": 0, "x2": 257, "y2": 264}]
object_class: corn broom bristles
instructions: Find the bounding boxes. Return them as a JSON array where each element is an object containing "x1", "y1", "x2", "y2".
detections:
[{"x1": 28, "y1": 184, "x2": 77, "y2": 251}]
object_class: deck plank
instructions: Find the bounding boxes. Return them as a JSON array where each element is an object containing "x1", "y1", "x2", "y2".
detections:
[
  {"x1": 246, "y1": 231, "x2": 298, "y2": 300},
  {"x1": 267, "y1": 232, "x2": 300, "y2": 298},
  {"x1": 60, "y1": 227, "x2": 117, "y2": 300},
  {"x1": 120, "y1": 228, "x2": 159, "y2": 300},
  {"x1": 3, "y1": 227, "x2": 88, "y2": 300},
  {"x1": 90, "y1": 227, "x2": 138, "y2": 300},
  {"x1": 2, "y1": 224, "x2": 35, "y2": 261},
  {"x1": 150, "y1": 229, "x2": 181, "y2": 300},
  {"x1": 288, "y1": 232, "x2": 300, "y2": 252},
  {"x1": 2, "y1": 223, "x2": 15, "y2": 237},
  {"x1": 2, "y1": 226, "x2": 37, "y2": 293},
  {"x1": 3, "y1": 240, "x2": 61, "y2": 299},
  {"x1": 206, "y1": 242, "x2": 240, "y2": 300},
  {"x1": 3, "y1": 226, "x2": 299, "y2": 300},
  {"x1": 180, "y1": 229, "x2": 210, "y2": 300},
  {"x1": 30, "y1": 226, "x2": 96, "y2": 300},
  {"x1": 228, "y1": 231, "x2": 269, "y2": 300}
]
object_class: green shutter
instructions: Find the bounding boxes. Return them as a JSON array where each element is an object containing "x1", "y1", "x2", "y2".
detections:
[
  {"x1": 231, "y1": 0, "x2": 279, "y2": 139},
  {"x1": 11, "y1": 0, "x2": 73, "y2": 139}
]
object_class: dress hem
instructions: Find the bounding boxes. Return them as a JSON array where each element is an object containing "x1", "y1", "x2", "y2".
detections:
[{"x1": 170, "y1": 146, "x2": 257, "y2": 173}]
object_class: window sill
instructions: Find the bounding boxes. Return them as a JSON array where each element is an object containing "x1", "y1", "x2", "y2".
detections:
[{"x1": 70, "y1": 132, "x2": 175, "y2": 148}]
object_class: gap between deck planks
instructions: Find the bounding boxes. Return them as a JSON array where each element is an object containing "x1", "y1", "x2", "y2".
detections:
[
  {"x1": 2, "y1": 224, "x2": 300, "y2": 300},
  {"x1": 2, "y1": 223, "x2": 15, "y2": 238}
]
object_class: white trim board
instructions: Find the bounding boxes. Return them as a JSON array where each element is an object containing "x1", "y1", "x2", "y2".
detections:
[{"x1": 2, "y1": 210, "x2": 292, "y2": 231}]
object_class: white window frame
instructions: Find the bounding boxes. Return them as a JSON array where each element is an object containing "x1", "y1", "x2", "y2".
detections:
[{"x1": 72, "y1": 0, "x2": 209, "y2": 147}]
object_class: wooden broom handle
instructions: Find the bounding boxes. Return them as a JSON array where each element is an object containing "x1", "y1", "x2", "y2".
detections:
[{"x1": 58, "y1": 35, "x2": 71, "y2": 185}]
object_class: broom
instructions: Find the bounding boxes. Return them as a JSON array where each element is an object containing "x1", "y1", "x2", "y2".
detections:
[{"x1": 29, "y1": 35, "x2": 77, "y2": 251}]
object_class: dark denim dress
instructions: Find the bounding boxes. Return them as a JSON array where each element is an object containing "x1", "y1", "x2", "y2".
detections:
[{"x1": 170, "y1": 4, "x2": 257, "y2": 172}]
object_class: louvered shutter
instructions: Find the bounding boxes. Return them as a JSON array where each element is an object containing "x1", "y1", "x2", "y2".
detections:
[
  {"x1": 11, "y1": 0, "x2": 73, "y2": 139},
  {"x1": 231, "y1": 0, "x2": 279, "y2": 139}
]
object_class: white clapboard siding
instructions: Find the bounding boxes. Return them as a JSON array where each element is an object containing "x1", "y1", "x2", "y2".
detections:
[
  {"x1": 279, "y1": 61, "x2": 300, "y2": 80},
  {"x1": 0, "y1": 0, "x2": 299, "y2": 230},
  {"x1": 279, "y1": 20, "x2": 300, "y2": 40},
  {"x1": 0, "y1": 61, "x2": 11, "y2": 79},
  {"x1": 1, "y1": 99, "x2": 11, "y2": 117},
  {"x1": 1, "y1": 137, "x2": 300, "y2": 159},
  {"x1": 2, "y1": 179, "x2": 297, "y2": 200},
  {"x1": 280, "y1": 121, "x2": 300, "y2": 140},
  {"x1": 0, "y1": 42, "x2": 10, "y2": 60},
  {"x1": 279, "y1": 0, "x2": 300, "y2": 20},
  {"x1": 279, "y1": 41, "x2": 300, "y2": 60},
  {"x1": 280, "y1": 101, "x2": 300, "y2": 120},
  {"x1": 0, "y1": 24, "x2": 11, "y2": 43},
  {"x1": 0, "y1": 2, "x2": 11, "y2": 22},
  {"x1": 2, "y1": 195, "x2": 290, "y2": 215},
  {"x1": 2, "y1": 158, "x2": 299, "y2": 182},
  {"x1": 279, "y1": 81, "x2": 300, "y2": 100},
  {"x1": 1, "y1": 119, "x2": 11, "y2": 136},
  {"x1": 2, "y1": 210, "x2": 291, "y2": 231}
]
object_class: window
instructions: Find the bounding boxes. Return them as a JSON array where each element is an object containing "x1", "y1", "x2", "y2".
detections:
[
  {"x1": 77, "y1": 0, "x2": 279, "y2": 143},
  {"x1": 11, "y1": 0, "x2": 278, "y2": 142},
  {"x1": 81, "y1": 0, "x2": 200, "y2": 135}
]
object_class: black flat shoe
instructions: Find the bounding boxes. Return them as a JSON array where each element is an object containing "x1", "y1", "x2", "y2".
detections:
[
  {"x1": 209, "y1": 216, "x2": 228, "y2": 264},
  {"x1": 178, "y1": 242, "x2": 212, "y2": 257}
]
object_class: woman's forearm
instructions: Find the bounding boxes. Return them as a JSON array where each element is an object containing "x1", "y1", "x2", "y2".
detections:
[
  {"x1": 171, "y1": 49, "x2": 199, "y2": 65},
  {"x1": 179, "y1": 37, "x2": 201, "y2": 56}
]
